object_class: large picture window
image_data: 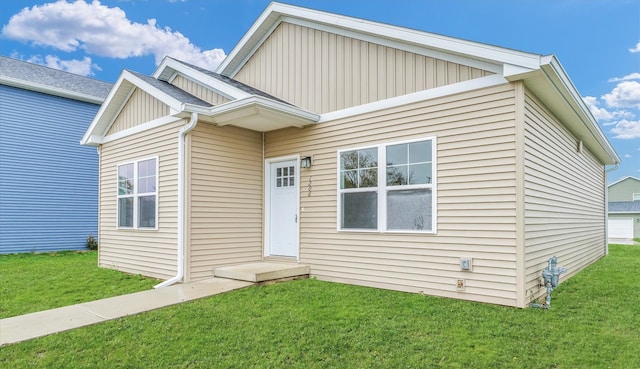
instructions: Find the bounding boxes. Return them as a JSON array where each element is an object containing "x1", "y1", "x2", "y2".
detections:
[
  {"x1": 117, "y1": 157, "x2": 157, "y2": 229},
  {"x1": 338, "y1": 138, "x2": 435, "y2": 232}
]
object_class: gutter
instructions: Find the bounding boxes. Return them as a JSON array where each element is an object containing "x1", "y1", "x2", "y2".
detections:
[
  {"x1": 603, "y1": 163, "x2": 620, "y2": 255},
  {"x1": 154, "y1": 112, "x2": 199, "y2": 288}
]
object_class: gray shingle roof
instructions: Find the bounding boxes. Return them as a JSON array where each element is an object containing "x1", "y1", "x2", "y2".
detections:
[
  {"x1": 0, "y1": 55, "x2": 112, "y2": 100},
  {"x1": 172, "y1": 59, "x2": 291, "y2": 105},
  {"x1": 128, "y1": 70, "x2": 213, "y2": 107},
  {"x1": 608, "y1": 201, "x2": 640, "y2": 213}
]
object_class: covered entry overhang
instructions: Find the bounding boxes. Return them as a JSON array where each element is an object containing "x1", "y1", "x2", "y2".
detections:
[{"x1": 182, "y1": 96, "x2": 320, "y2": 132}]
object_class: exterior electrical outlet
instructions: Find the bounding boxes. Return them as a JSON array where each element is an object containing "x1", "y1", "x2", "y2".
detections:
[{"x1": 460, "y1": 257, "x2": 472, "y2": 271}]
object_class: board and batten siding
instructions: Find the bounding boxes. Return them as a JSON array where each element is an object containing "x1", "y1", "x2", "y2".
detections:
[
  {"x1": 98, "y1": 119, "x2": 184, "y2": 280},
  {"x1": 235, "y1": 22, "x2": 494, "y2": 114},
  {"x1": 0, "y1": 85, "x2": 99, "y2": 253},
  {"x1": 186, "y1": 123, "x2": 263, "y2": 281},
  {"x1": 107, "y1": 88, "x2": 169, "y2": 135},
  {"x1": 523, "y1": 89, "x2": 606, "y2": 301},
  {"x1": 170, "y1": 75, "x2": 230, "y2": 106},
  {"x1": 265, "y1": 83, "x2": 520, "y2": 306}
]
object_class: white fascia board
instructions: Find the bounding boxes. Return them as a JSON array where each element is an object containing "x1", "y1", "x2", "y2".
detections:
[
  {"x1": 215, "y1": 3, "x2": 282, "y2": 74},
  {"x1": 281, "y1": 17, "x2": 503, "y2": 74},
  {"x1": 123, "y1": 70, "x2": 184, "y2": 111},
  {"x1": 100, "y1": 115, "x2": 184, "y2": 144},
  {"x1": 0, "y1": 75, "x2": 105, "y2": 104},
  {"x1": 81, "y1": 71, "x2": 132, "y2": 145},
  {"x1": 81, "y1": 70, "x2": 187, "y2": 146},
  {"x1": 218, "y1": 2, "x2": 541, "y2": 77},
  {"x1": 318, "y1": 74, "x2": 508, "y2": 123},
  {"x1": 539, "y1": 56, "x2": 620, "y2": 164},
  {"x1": 155, "y1": 57, "x2": 251, "y2": 100},
  {"x1": 194, "y1": 96, "x2": 319, "y2": 122}
]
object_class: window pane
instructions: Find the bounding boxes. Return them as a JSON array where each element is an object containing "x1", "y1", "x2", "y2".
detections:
[
  {"x1": 409, "y1": 141, "x2": 431, "y2": 163},
  {"x1": 409, "y1": 163, "x2": 432, "y2": 185},
  {"x1": 138, "y1": 159, "x2": 157, "y2": 193},
  {"x1": 277, "y1": 168, "x2": 282, "y2": 176},
  {"x1": 118, "y1": 197, "x2": 133, "y2": 227},
  {"x1": 341, "y1": 191, "x2": 377, "y2": 229},
  {"x1": 341, "y1": 170, "x2": 358, "y2": 189},
  {"x1": 118, "y1": 164, "x2": 134, "y2": 195},
  {"x1": 289, "y1": 177, "x2": 295, "y2": 186},
  {"x1": 359, "y1": 148, "x2": 378, "y2": 168},
  {"x1": 386, "y1": 144, "x2": 407, "y2": 165},
  {"x1": 359, "y1": 168, "x2": 378, "y2": 188},
  {"x1": 289, "y1": 166, "x2": 294, "y2": 176},
  {"x1": 341, "y1": 150, "x2": 358, "y2": 170},
  {"x1": 138, "y1": 196, "x2": 156, "y2": 228},
  {"x1": 387, "y1": 166, "x2": 407, "y2": 186},
  {"x1": 283, "y1": 177, "x2": 288, "y2": 187},
  {"x1": 387, "y1": 189, "x2": 432, "y2": 231}
]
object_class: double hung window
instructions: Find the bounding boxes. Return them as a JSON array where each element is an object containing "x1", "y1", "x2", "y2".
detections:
[
  {"x1": 339, "y1": 138, "x2": 435, "y2": 232},
  {"x1": 117, "y1": 157, "x2": 157, "y2": 229}
]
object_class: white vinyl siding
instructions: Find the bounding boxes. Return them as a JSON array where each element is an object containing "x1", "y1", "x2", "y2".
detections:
[
  {"x1": 98, "y1": 120, "x2": 184, "y2": 280},
  {"x1": 235, "y1": 22, "x2": 494, "y2": 114},
  {"x1": 107, "y1": 88, "x2": 169, "y2": 135},
  {"x1": 523, "y1": 89, "x2": 606, "y2": 302},
  {"x1": 266, "y1": 83, "x2": 519, "y2": 306},
  {"x1": 186, "y1": 123, "x2": 263, "y2": 281}
]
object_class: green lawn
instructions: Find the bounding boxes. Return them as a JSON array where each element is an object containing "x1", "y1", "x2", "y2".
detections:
[
  {"x1": 0, "y1": 251, "x2": 158, "y2": 318},
  {"x1": 1, "y1": 246, "x2": 639, "y2": 368}
]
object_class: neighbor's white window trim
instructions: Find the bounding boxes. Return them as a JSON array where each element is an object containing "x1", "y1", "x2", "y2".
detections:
[
  {"x1": 116, "y1": 156, "x2": 159, "y2": 231},
  {"x1": 336, "y1": 136, "x2": 437, "y2": 234},
  {"x1": 633, "y1": 193, "x2": 640, "y2": 201}
]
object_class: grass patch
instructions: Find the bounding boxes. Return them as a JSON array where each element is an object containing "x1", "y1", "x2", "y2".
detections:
[
  {"x1": 1, "y1": 245, "x2": 639, "y2": 368},
  {"x1": 0, "y1": 251, "x2": 158, "y2": 318}
]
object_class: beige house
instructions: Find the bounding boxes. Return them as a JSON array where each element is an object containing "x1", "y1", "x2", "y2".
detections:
[{"x1": 81, "y1": 3, "x2": 619, "y2": 308}]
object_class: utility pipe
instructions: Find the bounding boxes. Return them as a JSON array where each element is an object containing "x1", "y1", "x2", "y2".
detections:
[{"x1": 154, "y1": 113, "x2": 199, "y2": 289}]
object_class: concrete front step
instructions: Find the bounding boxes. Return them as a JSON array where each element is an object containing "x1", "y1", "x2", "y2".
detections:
[{"x1": 214, "y1": 262, "x2": 310, "y2": 283}]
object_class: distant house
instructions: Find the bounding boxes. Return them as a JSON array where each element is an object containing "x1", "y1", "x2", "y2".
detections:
[
  {"x1": 0, "y1": 56, "x2": 112, "y2": 253},
  {"x1": 608, "y1": 176, "x2": 640, "y2": 240},
  {"x1": 81, "y1": 3, "x2": 619, "y2": 307}
]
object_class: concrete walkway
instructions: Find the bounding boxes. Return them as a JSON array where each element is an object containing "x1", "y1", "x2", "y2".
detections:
[{"x1": 0, "y1": 278, "x2": 252, "y2": 346}]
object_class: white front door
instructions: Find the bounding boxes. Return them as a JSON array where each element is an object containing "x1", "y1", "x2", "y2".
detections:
[{"x1": 266, "y1": 159, "x2": 299, "y2": 257}]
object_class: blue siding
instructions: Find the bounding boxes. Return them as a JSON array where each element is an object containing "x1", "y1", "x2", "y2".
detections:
[{"x1": 0, "y1": 85, "x2": 99, "y2": 253}]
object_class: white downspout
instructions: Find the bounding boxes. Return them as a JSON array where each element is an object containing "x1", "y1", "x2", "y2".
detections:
[
  {"x1": 604, "y1": 163, "x2": 620, "y2": 255},
  {"x1": 154, "y1": 112, "x2": 199, "y2": 289}
]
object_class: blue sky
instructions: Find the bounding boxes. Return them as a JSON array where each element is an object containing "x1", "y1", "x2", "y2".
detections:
[{"x1": 1, "y1": 0, "x2": 638, "y2": 182}]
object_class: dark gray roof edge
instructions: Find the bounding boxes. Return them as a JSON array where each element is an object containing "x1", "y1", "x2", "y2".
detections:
[
  {"x1": 0, "y1": 55, "x2": 112, "y2": 101},
  {"x1": 127, "y1": 69, "x2": 214, "y2": 108}
]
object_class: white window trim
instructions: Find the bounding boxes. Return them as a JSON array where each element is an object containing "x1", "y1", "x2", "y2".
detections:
[
  {"x1": 337, "y1": 136, "x2": 437, "y2": 234},
  {"x1": 632, "y1": 193, "x2": 640, "y2": 201},
  {"x1": 116, "y1": 156, "x2": 159, "y2": 231}
]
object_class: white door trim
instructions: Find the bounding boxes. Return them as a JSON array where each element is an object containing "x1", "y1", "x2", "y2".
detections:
[{"x1": 264, "y1": 155, "x2": 300, "y2": 259}]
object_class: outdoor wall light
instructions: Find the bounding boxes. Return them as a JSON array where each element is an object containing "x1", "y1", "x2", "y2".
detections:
[{"x1": 301, "y1": 156, "x2": 312, "y2": 168}]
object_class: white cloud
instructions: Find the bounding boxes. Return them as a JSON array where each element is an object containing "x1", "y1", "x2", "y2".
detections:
[
  {"x1": 1, "y1": 0, "x2": 225, "y2": 70},
  {"x1": 26, "y1": 55, "x2": 100, "y2": 76},
  {"x1": 630, "y1": 41, "x2": 640, "y2": 53},
  {"x1": 602, "y1": 81, "x2": 640, "y2": 109},
  {"x1": 624, "y1": 154, "x2": 632, "y2": 158},
  {"x1": 610, "y1": 119, "x2": 640, "y2": 139},
  {"x1": 584, "y1": 96, "x2": 615, "y2": 121},
  {"x1": 608, "y1": 73, "x2": 640, "y2": 82}
]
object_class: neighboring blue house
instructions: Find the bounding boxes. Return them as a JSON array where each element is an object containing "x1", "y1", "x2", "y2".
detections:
[{"x1": 0, "y1": 56, "x2": 112, "y2": 253}]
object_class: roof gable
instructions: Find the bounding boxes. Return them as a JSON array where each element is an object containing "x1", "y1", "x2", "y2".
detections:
[
  {"x1": 608, "y1": 176, "x2": 640, "y2": 188},
  {"x1": 0, "y1": 55, "x2": 112, "y2": 104},
  {"x1": 214, "y1": 2, "x2": 619, "y2": 166}
]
